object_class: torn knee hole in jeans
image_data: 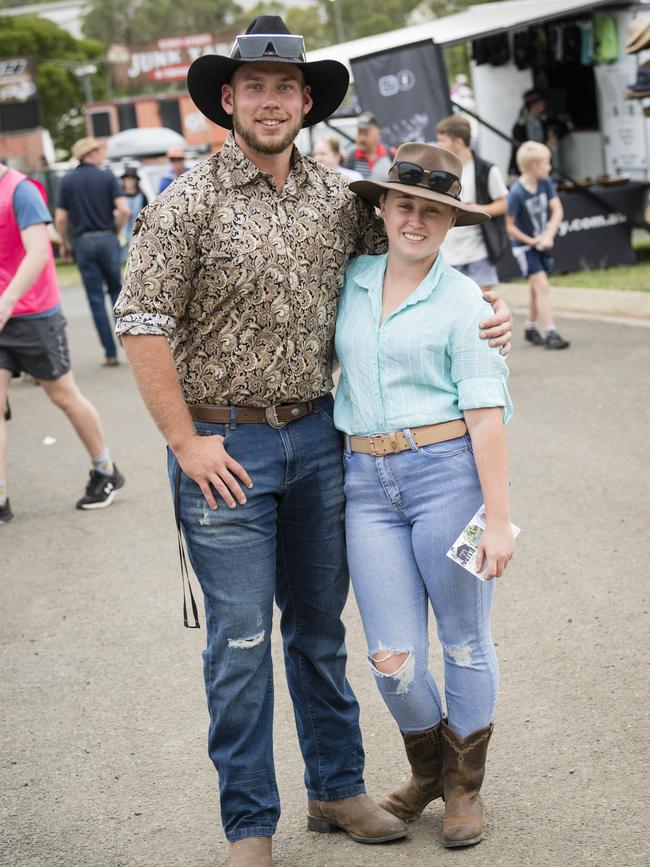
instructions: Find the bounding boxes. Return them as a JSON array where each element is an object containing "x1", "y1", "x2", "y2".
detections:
[
  {"x1": 227, "y1": 630, "x2": 265, "y2": 650},
  {"x1": 444, "y1": 642, "x2": 472, "y2": 667},
  {"x1": 369, "y1": 649, "x2": 415, "y2": 695}
]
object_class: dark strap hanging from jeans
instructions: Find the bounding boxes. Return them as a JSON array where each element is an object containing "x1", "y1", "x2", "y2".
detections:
[{"x1": 173, "y1": 463, "x2": 200, "y2": 629}]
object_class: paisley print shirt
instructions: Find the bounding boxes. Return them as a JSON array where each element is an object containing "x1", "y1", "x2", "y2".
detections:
[{"x1": 114, "y1": 134, "x2": 387, "y2": 406}]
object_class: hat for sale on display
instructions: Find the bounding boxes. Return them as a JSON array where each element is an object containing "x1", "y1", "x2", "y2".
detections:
[
  {"x1": 187, "y1": 15, "x2": 350, "y2": 129},
  {"x1": 71, "y1": 136, "x2": 100, "y2": 161},
  {"x1": 349, "y1": 142, "x2": 489, "y2": 227},
  {"x1": 625, "y1": 17, "x2": 650, "y2": 54},
  {"x1": 357, "y1": 111, "x2": 380, "y2": 129},
  {"x1": 626, "y1": 60, "x2": 650, "y2": 97}
]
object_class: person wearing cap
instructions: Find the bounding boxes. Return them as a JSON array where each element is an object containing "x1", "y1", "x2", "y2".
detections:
[
  {"x1": 335, "y1": 142, "x2": 513, "y2": 849},
  {"x1": 0, "y1": 161, "x2": 126, "y2": 521},
  {"x1": 114, "y1": 15, "x2": 513, "y2": 866},
  {"x1": 54, "y1": 137, "x2": 130, "y2": 367},
  {"x1": 344, "y1": 112, "x2": 395, "y2": 181},
  {"x1": 158, "y1": 146, "x2": 188, "y2": 194}
]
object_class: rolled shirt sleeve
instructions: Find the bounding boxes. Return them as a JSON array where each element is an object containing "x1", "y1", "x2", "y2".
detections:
[
  {"x1": 114, "y1": 190, "x2": 201, "y2": 336},
  {"x1": 449, "y1": 298, "x2": 513, "y2": 423}
]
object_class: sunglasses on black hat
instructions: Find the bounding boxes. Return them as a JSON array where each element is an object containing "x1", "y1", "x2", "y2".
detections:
[
  {"x1": 393, "y1": 161, "x2": 461, "y2": 199},
  {"x1": 232, "y1": 34, "x2": 306, "y2": 62}
]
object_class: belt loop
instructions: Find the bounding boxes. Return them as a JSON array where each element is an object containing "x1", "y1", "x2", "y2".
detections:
[
  {"x1": 343, "y1": 433, "x2": 351, "y2": 455},
  {"x1": 403, "y1": 428, "x2": 418, "y2": 451},
  {"x1": 230, "y1": 406, "x2": 237, "y2": 430}
]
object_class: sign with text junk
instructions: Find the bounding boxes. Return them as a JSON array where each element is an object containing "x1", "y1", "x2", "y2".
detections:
[
  {"x1": 351, "y1": 41, "x2": 451, "y2": 149},
  {"x1": 108, "y1": 33, "x2": 234, "y2": 88},
  {"x1": 0, "y1": 57, "x2": 37, "y2": 105}
]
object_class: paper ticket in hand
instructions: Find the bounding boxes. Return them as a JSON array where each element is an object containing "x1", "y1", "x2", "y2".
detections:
[{"x1": 446, "y1": 504, "x2": 520, "y2": 581}]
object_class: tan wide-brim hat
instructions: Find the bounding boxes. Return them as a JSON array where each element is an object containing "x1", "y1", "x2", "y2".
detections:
[
  {"x1": 71, "y1": 136, "x2": 100, "y2": 162},
  {"x1": 349, "y1": 142, "x2": 489, "y2": 227},
  {"x1": 625, "y1": 17, "x2": 650, "y2": 54}
]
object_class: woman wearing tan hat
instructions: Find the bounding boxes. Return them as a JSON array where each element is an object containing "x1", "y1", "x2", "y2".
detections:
[{"x1": 334, "y1": 141, "x2": 514, "y2": 848}]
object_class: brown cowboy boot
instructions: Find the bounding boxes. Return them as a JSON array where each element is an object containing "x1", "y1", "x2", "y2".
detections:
[
  {"x1": 307, "y1": 793, "x2": 407, "y2": 843},
  {"x1": 441, "y1": 721, "x2": 493, "y2": 847},
  {"x1": 226, "y1": 836, "x2": 273, "y2": 867},
  {"x1": 379, "y1": 723, "x2": 444, "y2": 821}
]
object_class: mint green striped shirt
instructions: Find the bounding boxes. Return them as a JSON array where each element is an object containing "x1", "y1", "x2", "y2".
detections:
[{"x1": 333, "y1": 252, "x2": 512, "y2": 436}]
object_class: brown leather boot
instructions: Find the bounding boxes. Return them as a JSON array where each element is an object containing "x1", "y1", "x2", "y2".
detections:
[
  {"x1": 307, "y1": 793, "x2": 407, "y2": 843},
  {"x1": 379, "y1": 723, "x2": 444, "y2": 821},
  {"x1": 226, "y1": 835, "x2": 273, "y2": 867},
  {"x1": 441, "y1": 721, "x2": 493, "y2": 847}
]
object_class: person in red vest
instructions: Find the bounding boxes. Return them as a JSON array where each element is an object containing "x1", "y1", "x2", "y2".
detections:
[{"x1": 0, "y1": 162, "x2": 125, "y2": 523}]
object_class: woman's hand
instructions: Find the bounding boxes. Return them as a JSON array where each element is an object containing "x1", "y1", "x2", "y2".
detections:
[{"x1": 475, "y1": 521, "x2": 515, "y2": 580}]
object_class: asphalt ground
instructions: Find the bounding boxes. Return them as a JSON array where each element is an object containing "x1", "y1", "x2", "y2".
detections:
[{"x1": 1, "y1": 285, "x2": 649, "y2": 867}]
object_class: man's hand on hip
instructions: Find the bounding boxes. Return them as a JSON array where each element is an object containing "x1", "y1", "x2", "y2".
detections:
[
  {"x1": 480, "y1": 291, "x2": 513, "y2": 357},
  {"x1": 175, "y1": 433, "x2": 253, "y2": 510}
]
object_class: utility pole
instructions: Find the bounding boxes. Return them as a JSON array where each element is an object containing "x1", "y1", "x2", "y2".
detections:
[{"x1": 329, "y1": 0, "x2": 346, "y2": 45}]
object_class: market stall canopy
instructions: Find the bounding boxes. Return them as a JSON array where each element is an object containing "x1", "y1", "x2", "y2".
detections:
[
  {"x1": 307, "y1": 0, "x2": 626, "y2": 72},
  {"x1": 106, "y1": 127, "x2": 188, "y2": 160}
]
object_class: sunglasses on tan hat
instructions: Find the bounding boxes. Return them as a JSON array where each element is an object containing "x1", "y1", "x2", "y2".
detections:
[{"x1": 392, "y1": 162, "x2": 461, "y2": 199}]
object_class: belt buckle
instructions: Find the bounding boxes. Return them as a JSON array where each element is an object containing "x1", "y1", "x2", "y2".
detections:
[
  {"x1": 368, "y1": 434, "x2": 385, "y2": 456},
  {"x1": 265, "y1": 405, "x2": 287, "y2": 430}
]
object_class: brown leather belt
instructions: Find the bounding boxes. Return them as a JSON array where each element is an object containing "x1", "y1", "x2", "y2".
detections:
[
  {"x1": 187, "y1": 400, "x2": 314, "y2": 429},
  {"x1": 349, "y1": 419, "x2": 467, "y2": 457}
]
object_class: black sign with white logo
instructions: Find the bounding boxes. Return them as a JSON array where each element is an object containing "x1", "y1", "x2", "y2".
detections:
[
  {"x1": 497, "y1": 182, "x2": 646, "y2": 280},
  {"x1": 350, "y1": 40, "x2": 451, "y2": 149}
]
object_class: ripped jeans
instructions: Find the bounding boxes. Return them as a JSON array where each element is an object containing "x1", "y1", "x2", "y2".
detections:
[
  {"x1": 343, "y1": 433, "x2": 498, "y2": 740},
  {"x1": 167, "y1": 395, "x2": 364, "y2": 842}
]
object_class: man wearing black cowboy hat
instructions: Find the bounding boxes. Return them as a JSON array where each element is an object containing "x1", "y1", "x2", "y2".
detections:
[{"x1": 115, "y1": 15, "x2": 512, "y2": 866}]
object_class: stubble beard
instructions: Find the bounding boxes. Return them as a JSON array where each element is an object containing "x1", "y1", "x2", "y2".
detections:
[{"x1": 233, "y1": 104, "x2": 304, "y2": 155}]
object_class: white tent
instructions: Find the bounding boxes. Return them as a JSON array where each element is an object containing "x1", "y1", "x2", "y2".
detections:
[{"x1": 307, "y1": 0, "x2": 626, "y2": 70}]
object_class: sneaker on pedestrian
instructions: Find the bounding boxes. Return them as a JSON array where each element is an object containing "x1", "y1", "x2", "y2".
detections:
[
  {"x1": 102, "y1": 356, "x2": 120, "y2": 367},
  {"x1": 545, "y1": 331, "x2": 570, "y2": 350},
  {"x1": 524, "y1": 326, "x2": 544, "y2": 346},
  {"x1": 76, "y1": 465, "x2": 125, "y2": 510},
  {"x1": 0, "y1": 499, "x2": 14, "y2": 524}
]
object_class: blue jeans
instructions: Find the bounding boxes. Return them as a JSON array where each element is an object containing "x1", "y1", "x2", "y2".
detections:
[
  {"x1": 167, "y1": 396, "x2": 365, "y2": 841},
  {"x1": 343, "y1": 433, "x2": 498, "y2": 740},
  {"x1": 73, "y1": 232, "x2": 122, "y2": 358}
]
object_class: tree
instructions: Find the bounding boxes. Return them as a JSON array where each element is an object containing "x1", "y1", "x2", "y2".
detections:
[
  {"x1": 83, "y1": 0, "x2": 241, "y2": 46},
  {"x1": 0, "y1": 15, "x2": 106, "y2": 152}
]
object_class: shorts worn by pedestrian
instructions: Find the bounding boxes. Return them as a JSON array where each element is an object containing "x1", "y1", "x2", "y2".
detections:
[
  {"x1": 335, "y1": 142, "x2": 515, "y2": 849},
  {"x1": 0, "y1": 165, "x2": 125, "y2": 522}
]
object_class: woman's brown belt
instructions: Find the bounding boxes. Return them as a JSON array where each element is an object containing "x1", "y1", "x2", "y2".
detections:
[{"x1": 348, "y1": 419, "x2": 467, "y2": 457}]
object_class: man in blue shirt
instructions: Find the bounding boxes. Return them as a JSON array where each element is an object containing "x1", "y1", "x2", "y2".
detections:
[
  {"x1": 55, "y1": 137, "x2": 131, "y2": 366},
  {"x1": 158, "y1": 146, "x2": 187, "y2": 193}
]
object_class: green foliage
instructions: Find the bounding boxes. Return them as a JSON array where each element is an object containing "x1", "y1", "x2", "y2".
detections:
[
  {"x1": 83, "y1": 0, "x2": 241, "y2": 45},
  {"x1": 0, "y1": 15, "x2": 106, "y2": 151}
]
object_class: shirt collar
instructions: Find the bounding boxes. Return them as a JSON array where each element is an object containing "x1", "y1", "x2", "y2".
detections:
[
  {"x1": 216, "y1": 133, "x2": 309, "y2": 192},
  {"x1": 353, "y1": 251, "x2": 448, "y2": 319}
]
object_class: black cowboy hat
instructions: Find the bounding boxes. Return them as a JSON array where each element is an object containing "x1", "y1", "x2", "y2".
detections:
[{"x1": 187, "y1": 15, "x2": 350, "y2": 130}]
